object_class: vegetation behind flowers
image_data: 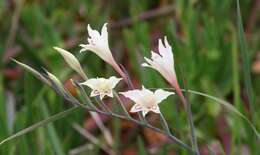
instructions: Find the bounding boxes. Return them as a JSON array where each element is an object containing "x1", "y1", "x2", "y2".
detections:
[{"x1": 0, "y1": 0, "x2": 259, "y2": 155}]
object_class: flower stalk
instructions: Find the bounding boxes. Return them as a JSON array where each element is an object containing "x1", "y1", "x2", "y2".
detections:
[
  {"x1": 142, "y1": 37, "x2": 200, "y2": 154},
  {"x1": 169, "y1": 79, "x2": 200, "y2": 155}
]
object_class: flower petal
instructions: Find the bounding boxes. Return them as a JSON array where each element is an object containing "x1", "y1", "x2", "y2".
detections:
[
  {"x1": 108, "y1": 76, "x2": 122, "y2": 88},
  {"x1": 150, "y1": 105, "x2": 160, "y2": 113},
  {"x1": 142, "y1": 37, "x2": 177, "y2": 86},
  {"x1": 119, "y1": 90, "x2": 143, "y2": 104},
  {"x1": 99, "y1": 93, "x2": 105, "y2": 100},
  {"x1": 142, "y1": 110, "x2": 149, "y2": 117},
  {"x1": 80, "y1": 78, "x2": 99, "y2": 89},
  {"x1": 130, "y1": 104, "x2": 142, "y2": 113},
  {"x1": 141, "y1": 85, "x2": 154, "y2": 97},
  {"x1": 154, "y1": 89, "x2": 174, "y2": 104},
  {"x1": 101, "y1": 23, "x2": 108, "y2": 41},
  {"x1": 106, "y1": 91, "x2": 113, "y2": 98},
  {"x1": 87, "y1": 24, "x2": 101, "y2": 39},
  {"x1": 90, "y1": 90, "x2": 100, "y2": 97}
]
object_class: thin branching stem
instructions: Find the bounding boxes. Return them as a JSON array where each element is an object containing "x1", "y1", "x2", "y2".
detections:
[
  {"x1": 173, "y1": 83, "x2": 200, "y2": 155},
  {"x1": 73, "y1": 82, "x2": 98, "y2": 110},
  {"x1": 118, "y1": 64, "x2": 146, "y2": 123},
  {"x1": 67, "y1": 83, "x2": 194, "y2": 153},
  {"x1": 94, "y1": 98, "x2": 112, "y2": 113},
  {"x1": 72, "y1": 100, "x2": 194, "y2": 153},
  {"x1": 159, "y1": 113, "x2": 171, "y2": 135},
  {"x1": 113, "y1": 92, "x2": 131, "y2": 118}
]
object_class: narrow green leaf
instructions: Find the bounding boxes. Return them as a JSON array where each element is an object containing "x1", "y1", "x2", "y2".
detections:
[
  {"x1": 0, "y1": 106, "x2": 80, "y2": 146},
  {"x1": 137, "y1": 136, "x2": 147, "y2": 155},
  {"x1": 187, "y1": 89, "x2": 260, "y2": 139},
  {"x1": 40, "y1": 101, "x2": 65, "y2": 155},
  {"x1": 12, "y1": 59, "x2": 50, "y2": 86},
  {"x1": 236, "y1": 0, "x2": 256, "y2": 124}
]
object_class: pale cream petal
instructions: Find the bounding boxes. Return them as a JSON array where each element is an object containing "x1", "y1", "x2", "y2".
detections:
[
  {"x1": 158, "y1": 38, "x2": 164, "y2": 54},
  {"x1": 141, "y1": 85, "x2": 154, "y2": 96},
  {"x1": 80, "y1": 78, "x2": 99, "y2": 89},
  {"x1": 79, "y1": 44, "x2": 101, "y2": 55},
  {"x1": 119, "y1": 90, "x2": 143, "y2": 104},
  {"x1": 154, "y1": 89, "x2": 174, "y2": 104},
  {"x1": 142, "y1": 110, "x2": 149, "y2": 117},
  {"x1": 87, "y1": 24, "x2": 101, "y2": 39},
  {"x1": 161, "y1": 37, "x2": 174, "y2": 66},
  {"x1": 150, "y1": 105, "x2": 161, "y2": 114},
  {"x1": 130, "y1": 104, "x2": 142, "y2": 113},
  {"x1": 151, "y1": 51, "x2": 161, "y2": 60},
  {"x1": 79, "y1": 44, "x2": 99, "y2": 54},
  {"x1": 90, "y1": 90, "x2": 100, "y2": 97},
  {"x1": 143, "y1": 57, "x2": 159, "y2": 70},
  {"x1": 141, "y1": 62, "x2": 150, "y2": 67},
  {"x1": 106, "y1": 91, "x2": 113, "y2": 98},
  {"x1": 108, "y1": 76, "x2": 122, "y2": 88},
  {"x1": 101, "y1": 23, "x2": 108, "y2": 41},
  {"x1": 99, "y1": 93, "x2": 105, "y2": 100}
]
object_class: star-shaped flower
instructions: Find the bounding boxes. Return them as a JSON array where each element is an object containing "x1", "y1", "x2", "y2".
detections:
[
  {"x1": 120, "y1": 86, "x2": 174, "y2": 116},
  {"x1": 81, "y1": 76, "x2": 122, "y2": 100}
]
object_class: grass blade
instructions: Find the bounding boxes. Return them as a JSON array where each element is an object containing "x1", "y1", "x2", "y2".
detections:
[
  {"x1": 40, "y1": 101, "x2": 66, "y2": 155},
  {"x1": 187, "y1": 89, "x2": 260, "y2": 139},
  {"x1": 12, "y1": 59, "x2": 50, "y2": 86},
  {"x1": 0, "y1": 106, "x2": 80, "y2": 146},
  {"x1": 236, "y1": 0, "x2": 256, "y2": 123}
]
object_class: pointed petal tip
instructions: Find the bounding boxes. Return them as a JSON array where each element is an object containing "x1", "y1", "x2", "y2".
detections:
[
  {"x1": 103, "y1": 23, "x2": 108, "y2": 27},
  {"x1": 53, "y1": 46, "x2": 62, "y2": 52},
  {"x1": 87, "y1": 24, "x2": 91, "y2": 30},
  {"x1": 141, "y1": 63, "x2": 149, "y2": 67},
  {"x1": 164, "y1": 36, "x2": 167, "y2": 41},
  {"x1": 158, "y1": 38, "x2": 162, "y2": 43},
  {"x1": 10, "y1": 58, "x2": 18, "y2": 63}
]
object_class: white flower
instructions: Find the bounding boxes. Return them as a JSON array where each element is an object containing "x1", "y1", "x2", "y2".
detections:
[
  {"x1": 81, "y1": 76, "x2": 122, "y2": 100},
  {"x1": 80, "y1": 23, "x2": 117, "y2": 67},
  {"x1": 119, "y1": 86, "x2": 174, "y2": 117},
  {"x1": 142, "y1": 37, "x2": 177, "y2": 86}
]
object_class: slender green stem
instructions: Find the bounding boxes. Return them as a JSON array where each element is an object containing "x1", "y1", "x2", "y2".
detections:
[
  {"x1": 116, "y1": 64, "x2": 146, "y2": 123},
  {"x1": 72, "y1": 99, "x2": 194, "y2": 153},
  {"x1": 173, "y1": 82, "x2": 200, "y2": 155},
  {"x1": 114, "y1": 92, "x2": 131, "y2": 118},
  {"x1": 63, "y1": 82, "x2": 194, "y2": 152},
  {"x1": 159, "y1": 113, "x2": 171, "y2": 134},
  {"x1": 96, "y1": 98, "x2": 113, "y2": 114}
]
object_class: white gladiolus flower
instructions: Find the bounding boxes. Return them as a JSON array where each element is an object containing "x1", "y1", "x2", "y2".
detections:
[
  {"x1": 81, "y1": 76, "x2": 122, "y2": 100},
  {"x1": 142, "y1": 37, "x2": 177, "y2": 86},
  {"x1": 80, "y1": 23, "x2": 117, "y2": 67},
  {"x1": 120, "y1": 86, "x2": 174, "y2": 117}
]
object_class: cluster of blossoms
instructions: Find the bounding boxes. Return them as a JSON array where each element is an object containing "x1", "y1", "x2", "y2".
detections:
[{"x1": 55, "y1": 23, "x2": 180, "y2": 117}]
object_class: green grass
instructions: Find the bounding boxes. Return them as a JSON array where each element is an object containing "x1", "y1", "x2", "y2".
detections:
[{"x1": 0, "y1": 0, "x2": 259, "y2": 154}]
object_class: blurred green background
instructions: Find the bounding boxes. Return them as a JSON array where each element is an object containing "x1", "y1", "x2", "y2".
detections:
[{"x1": 0, "y1": 0, "x2": 259, "y2": 154}]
